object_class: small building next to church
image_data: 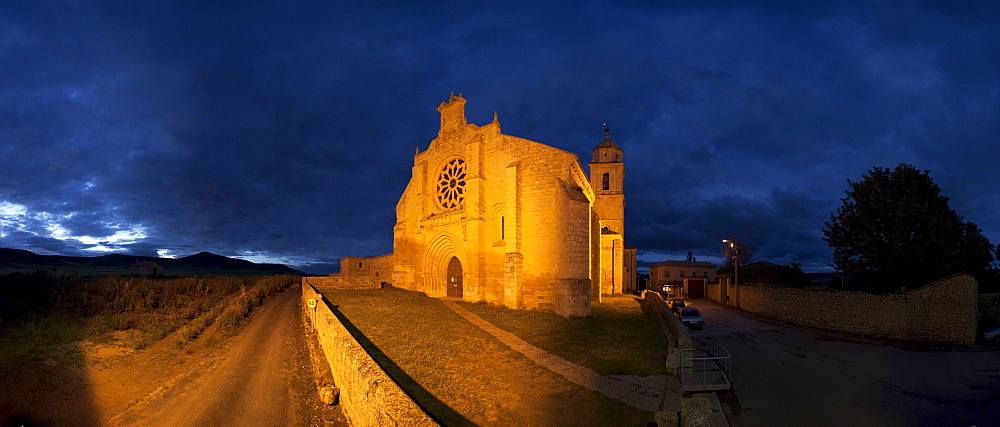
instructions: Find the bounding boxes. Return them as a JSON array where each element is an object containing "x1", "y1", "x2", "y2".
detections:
[{"x1": 320, "y1": 94, "x2": 637, "y2": 316}]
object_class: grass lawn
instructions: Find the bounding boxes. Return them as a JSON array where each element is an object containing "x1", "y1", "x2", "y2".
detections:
[
  {"x1": 318, "y1": 286, "x2": 658, "y2": 426},
  {"x1": 458, "y1": 295, "x2": 667, "y2": 376}
]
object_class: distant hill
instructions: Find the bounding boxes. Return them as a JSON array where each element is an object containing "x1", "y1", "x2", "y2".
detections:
[{"x1": 0, "y1": 248, "x2": 306, "y2": 277}]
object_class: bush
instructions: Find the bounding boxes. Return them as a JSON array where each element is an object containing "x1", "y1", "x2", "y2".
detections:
[
  {"x1": 722, "y1": 262, "x2": 811, "y2": 288},
  {"x1": 216, "y1": 275, "x2": 297, "y2": 330}
]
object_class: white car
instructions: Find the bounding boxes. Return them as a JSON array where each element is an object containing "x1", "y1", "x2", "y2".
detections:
[
  {"x1": 984, "y1": 327, "x2": 1000, "y2": 346},
  {"x1": 676, "y1": 307, "x2": 705, "y2": 330}
]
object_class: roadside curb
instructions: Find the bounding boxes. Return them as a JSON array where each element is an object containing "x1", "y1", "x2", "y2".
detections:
[{"x1": 692, "y1": 392, "x2": 729, "y2": 427}]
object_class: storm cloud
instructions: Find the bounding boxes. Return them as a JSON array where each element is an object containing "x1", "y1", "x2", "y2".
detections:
[{"x1": 2, "y1": 1, "x2": 998, "y2": 274}]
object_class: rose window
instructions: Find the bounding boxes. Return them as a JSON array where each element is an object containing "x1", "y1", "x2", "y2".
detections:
[{"x1": 436, "y1": 158, "x2": 467, "y2": 209}]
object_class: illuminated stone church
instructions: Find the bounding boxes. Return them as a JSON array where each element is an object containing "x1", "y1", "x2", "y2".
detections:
[{"x1": 333, "y1": 94, "x2": 636, "y2": 316}]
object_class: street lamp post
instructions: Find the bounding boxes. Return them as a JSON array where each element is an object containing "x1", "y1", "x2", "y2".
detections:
[{"x1": 723, "y1": 239, "x2": 739, "y2": 308}]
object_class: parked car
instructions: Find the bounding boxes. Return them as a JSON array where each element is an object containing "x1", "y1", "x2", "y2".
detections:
[
  {"x1": 668, "y1": 298, "x2": 686, "y2": 313},
  {"x1": 676, "y1": 306, "x2": 705, "y2": 330},
  {"x1": 984, "y1": 327, "x2": 1000, "y2": 346}
]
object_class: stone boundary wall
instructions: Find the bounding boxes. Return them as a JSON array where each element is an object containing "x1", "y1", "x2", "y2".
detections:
[
  {"x1": 706, "y1": 282, "x2": 721, "y2": 303},
  {"x1": 303, "y1": 276, "x2": 382, "y2": 290},
  {"x1": 707, "y1": 274, "x2": 978, "y2": 345},
  {"x1": 642, "y1": 290, "x2": 691, "y2": 374},
  {"x1": 301, "y1": 282, "x2": 437, "y2": 426},
  {"x1": 979, "y1": 294, "x2": 1000, "y2": 330}
]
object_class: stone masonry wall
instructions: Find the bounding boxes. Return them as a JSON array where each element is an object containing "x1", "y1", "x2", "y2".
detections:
[
  {"x1": 301, "y1": 282, "x2": 436, "y2": 426},
  {"x1": 706, "y1": 282, "x2": 721, "y2": 302},
  {"x1": 309, "y1": 254, "x2": 394, "y2": 290},
  {"x1": 303, "y1": 276, "x2": 382, "y2": 290},
  {"x1": 337, "y1": 254, "x2": 395, "y2": 282},
  {"x1": 710, "y1": 274, "x2": 978, "y2": 345},
  {"x1": 979, "y1": 294, "x2": 1000, "y2": 330}
]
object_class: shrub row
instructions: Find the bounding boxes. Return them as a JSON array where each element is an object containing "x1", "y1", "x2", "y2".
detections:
[
  {"x1": 1, "y1": 272, "x2": 299, "y2": 353},
  {"x1": 216, "y1": 275, "x2": 298, "y2": 330}
]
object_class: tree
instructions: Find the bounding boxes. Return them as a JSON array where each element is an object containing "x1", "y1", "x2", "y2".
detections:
[
  {"x1": 720, "y1": 237, "x2": 756, "y2": 270},
  {"x1": 718, "y1": 237, "x2": 757, "y2": 282},
  {"x1": 738, "y1": 261, "x2": 812, "y2": 288},
  {"x1": 823, "y1": 164, "x2": 995, "y2": 293}
]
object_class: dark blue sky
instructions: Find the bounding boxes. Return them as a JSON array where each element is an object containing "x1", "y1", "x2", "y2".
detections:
[{"x1": 1, "y1": 1, "x2": 998, "y2": 274}]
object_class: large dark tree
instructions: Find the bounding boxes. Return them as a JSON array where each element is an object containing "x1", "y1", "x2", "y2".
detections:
[{"x1": 823, "y1": 164, "x2": 994, "y2": 293}]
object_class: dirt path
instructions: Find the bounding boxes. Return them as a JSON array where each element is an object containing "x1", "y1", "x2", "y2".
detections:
[
  {"x1": 104, "y1": 290, "x2": 340, "y2": 426},
  {"x1": 1, "y1": 288, "x2": 344, "y2": 426}
]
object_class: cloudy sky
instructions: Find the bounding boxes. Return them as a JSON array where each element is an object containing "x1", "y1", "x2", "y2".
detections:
[{"x1": 1, "y1": 1, "x2": 998, "y2": 274}]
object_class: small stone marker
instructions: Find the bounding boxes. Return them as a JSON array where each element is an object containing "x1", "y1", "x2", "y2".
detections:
[{"x1": 320, "y1": 385, "x2": 340, "y2": 406}]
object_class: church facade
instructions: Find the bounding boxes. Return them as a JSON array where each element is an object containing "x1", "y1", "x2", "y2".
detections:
[{"x1": 329, "y1": 94, "x2": 636, "y2": 316}]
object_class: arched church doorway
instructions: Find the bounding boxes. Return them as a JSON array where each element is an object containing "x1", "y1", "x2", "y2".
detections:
[{"x1": 446, "y1": 256, "x2": 463, "y2": 297}]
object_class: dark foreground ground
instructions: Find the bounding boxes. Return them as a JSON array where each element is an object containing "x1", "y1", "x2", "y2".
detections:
[
  {"x1": 1, "y1": 289, "x2": 345, "y2": 426},
  {"x1": 688, "y1": 299, "x2": 1000, "y2": 426}
]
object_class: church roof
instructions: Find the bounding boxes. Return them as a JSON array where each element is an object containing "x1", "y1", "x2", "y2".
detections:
[
  {"x1": 650, "y1": 260, "x2": 717, "y2": 268},
  {"x1": 596, "y1": 139, "x2": 620, "y2": 150}
]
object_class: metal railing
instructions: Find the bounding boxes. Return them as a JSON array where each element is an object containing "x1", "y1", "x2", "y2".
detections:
[{"x1": 680, "y1": 339, "x2": 732, "y2": 392}]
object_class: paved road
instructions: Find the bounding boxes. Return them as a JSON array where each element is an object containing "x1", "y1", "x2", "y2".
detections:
[
  {"x1": 685, "y1": 299, "x2": 1000, "y2": 426},
  {"x1": 108, "y1": 290, "x2": 333, "y2": 426}
]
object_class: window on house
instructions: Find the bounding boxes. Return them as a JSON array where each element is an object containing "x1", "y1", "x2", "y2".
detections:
[
  {"x1": 664, "y1": 271, "x2": 669, "y2": 278},
  {"x1": 602, "y1": 173, "x2": 610, "y2": 190},
  {"x1": 680, "y1": 271, "x2": 686, "y2": 277}
]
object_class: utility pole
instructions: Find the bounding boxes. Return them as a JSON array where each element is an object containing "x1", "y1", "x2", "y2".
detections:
[{"x1": 723, "y1": 239, "x2": 739, "y2": 309}]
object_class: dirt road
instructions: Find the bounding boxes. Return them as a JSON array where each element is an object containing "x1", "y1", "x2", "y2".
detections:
[{"x1": 107, "y1": 290, "x2": 339, "y2": 426}]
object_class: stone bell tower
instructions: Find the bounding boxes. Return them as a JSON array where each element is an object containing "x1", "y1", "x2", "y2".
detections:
[
  {"x1": 590, "y1": 126, "x2": 625, "y2": 233},
  {"x1": 589, "y1": 126, "x2": 626, "y2": 294}
]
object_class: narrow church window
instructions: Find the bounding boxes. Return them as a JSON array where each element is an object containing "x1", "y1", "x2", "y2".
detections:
[
  {"x1": 494, "y1": 210, "x2": 505, "y2": 242},
  {"x1": 359, "y1": 262, "x2": 363, "y2": 269},
  {"x1": 602, "y1": 173, "x2": 609, "y2": 190}
]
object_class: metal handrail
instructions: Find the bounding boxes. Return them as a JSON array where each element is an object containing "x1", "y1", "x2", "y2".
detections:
[{"x1": 680, "y1": 339, "x2": 732, "y2": 391}]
